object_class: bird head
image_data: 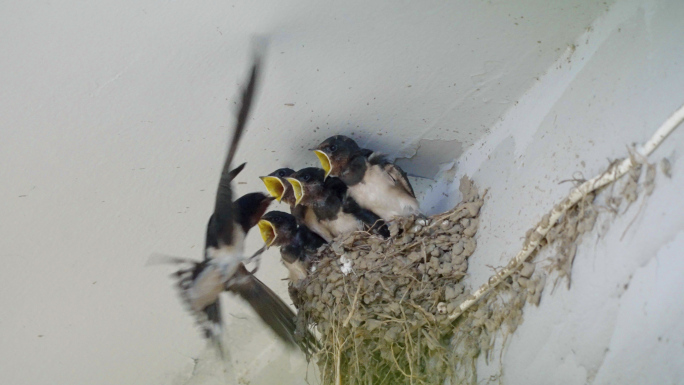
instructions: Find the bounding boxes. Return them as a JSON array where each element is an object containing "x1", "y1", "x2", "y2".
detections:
[
  {"x1": 260, "y1": 168, "x2": 295, "y2": 203},
  {"x1": 312, "y1": 135, "x2": 360, "y2": 179},
  {"x1": 286, "y1": 167, "x2": 325, "y2": 206},
  {"x1": 258, "y1": 210, "x2": 297, "y2": 247}
]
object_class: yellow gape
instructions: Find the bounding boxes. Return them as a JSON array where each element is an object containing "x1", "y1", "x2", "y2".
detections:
[
  {"x1": 260, "y1": 176, "x2": 286, "y2": 202},
  {"x1": 257, "y1": 219, "x2": 277, "y2": 247},
  {"x1": 285, "y1": 177, "x2": 305, "y2": 206},
  {"x1": 313, "y1": 150, "x2": 333, "y2": 178}
]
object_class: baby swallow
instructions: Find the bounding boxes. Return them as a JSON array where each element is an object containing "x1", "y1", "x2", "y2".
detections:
[
  {"x1": 258, "y1": 211, "x2": 325, "y2": 283},
  {"x1": 258, "y1": 211, "x2": 326, "y2": 310},
  {"x1": 162, "y1": 57, "x2": 316, "y2": 355},
  {"x1": 313, "y1": 135, "x2": 420, "y2": 220},
  {"x1": 261, "y1": 167, "x2": 297, "y2": 209},
  {"x1": 285, "y1": 167, "x2": 389, "y2": 242},
  {"x1": 261, "y1": 168, "x2": 324, "y2": 239}
]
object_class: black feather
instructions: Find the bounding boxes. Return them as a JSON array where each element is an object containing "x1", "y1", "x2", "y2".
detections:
[
  {"x1": 228, "y1": 265, "x2": 319, "y2": 355},
  {"x1": 213, "y1": 60, "x2": 261, "y2": 247}
]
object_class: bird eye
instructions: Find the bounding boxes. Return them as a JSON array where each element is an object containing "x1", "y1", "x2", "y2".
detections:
[
  {"x1": 304, "y1": 174, "x2": 311, "y2": 181},
  {"x1": 277, "y1": 171, "x2": 285, "y2": 177},
  {"x1": 329, "y1": 144, "x2": 337, "y2": 152}
]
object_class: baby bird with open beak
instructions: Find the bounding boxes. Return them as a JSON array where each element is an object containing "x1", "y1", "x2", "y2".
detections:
[
  {"x1": 260, "y1": 168, "x2": 296, "y2": 207},
  {"x1": 258, "y1": 211, "x2": 326, "y2": 306},
  {"x1": 260, "y1": 167, "x2": 312, "y2": 227},
  {"x1": 313, "y1": 135, "x2": 421, "y2": 220},
  {"x1": 285, "y1": 167, "x2": 389, "y2": 242}
]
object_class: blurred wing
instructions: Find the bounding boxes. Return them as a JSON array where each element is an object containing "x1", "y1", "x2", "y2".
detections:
[
  {"x1": 228, "y1": 265, "x2": 296, "y2": 346},
  {"x1": 202, "y1": 300, "x2": 225, "y2": 355},
  {"x1": 226, "y1": 162, "x2": 247, "y2": 182},
  {"x1": 228, "y1": 264, "x2": 318, "y2": 355},
  {"x1": 172, "y1": 260, "x2": 226, "y2": 352},
  {"x1": 213, "y1": 58, "x2": 262, "y2": 246}
]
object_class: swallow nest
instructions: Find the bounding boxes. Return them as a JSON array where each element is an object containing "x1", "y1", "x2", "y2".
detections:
[
  {"x1": 289, "y1": 174, "x2": 607, "y2": 384},
  {"x1": 287, "y1": 150, "x2": 666, "y2": 384},
  {"x1": 291, "y1": 177, "x2": 485, "y2": 384}
]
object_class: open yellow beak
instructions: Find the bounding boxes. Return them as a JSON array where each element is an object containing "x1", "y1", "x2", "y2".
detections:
[
  {"x1": 257, "y1": 219, "x2": 277, "y2": 247},
  {"x1": 313, "y1": 150, "x2": 332, "y2": 178},
  {"x1": 285, "y1": 177, "x2": 304, "y2": 206},
  {"x1": 260, "y1": 176, "x2": 286, "y2": 202}
]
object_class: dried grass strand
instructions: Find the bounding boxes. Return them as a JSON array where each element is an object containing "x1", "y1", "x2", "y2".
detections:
[{"x1": 449, "y1": 103, "x2": 684, "y2": 320}]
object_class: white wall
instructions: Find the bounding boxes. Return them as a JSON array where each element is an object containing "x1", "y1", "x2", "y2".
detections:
[
  {"x1": 1, "y1": 0, "x2": 682, "y2": 384},
  {"x1": 434, "y1": 0, "x2": 684, "y2": 383}
]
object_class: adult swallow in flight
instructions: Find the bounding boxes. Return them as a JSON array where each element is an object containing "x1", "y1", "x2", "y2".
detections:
[
  {"x1": 160, "y1": 57, "x2": 316, "y2": 355},
  {"x1": 285, "y1": 167, "x2": 389, "y2": 242},
  {"x1": 312, "y1": 135, "x2": 420, "y2": 220}
]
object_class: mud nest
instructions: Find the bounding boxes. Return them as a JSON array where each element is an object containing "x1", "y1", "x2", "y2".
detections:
[
  {"x1": 292, "y1": 177, "x2": 485, "y2": 384},
  {"x1": 287, "y1": 157, "x2": 661, "y2": 384}
]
